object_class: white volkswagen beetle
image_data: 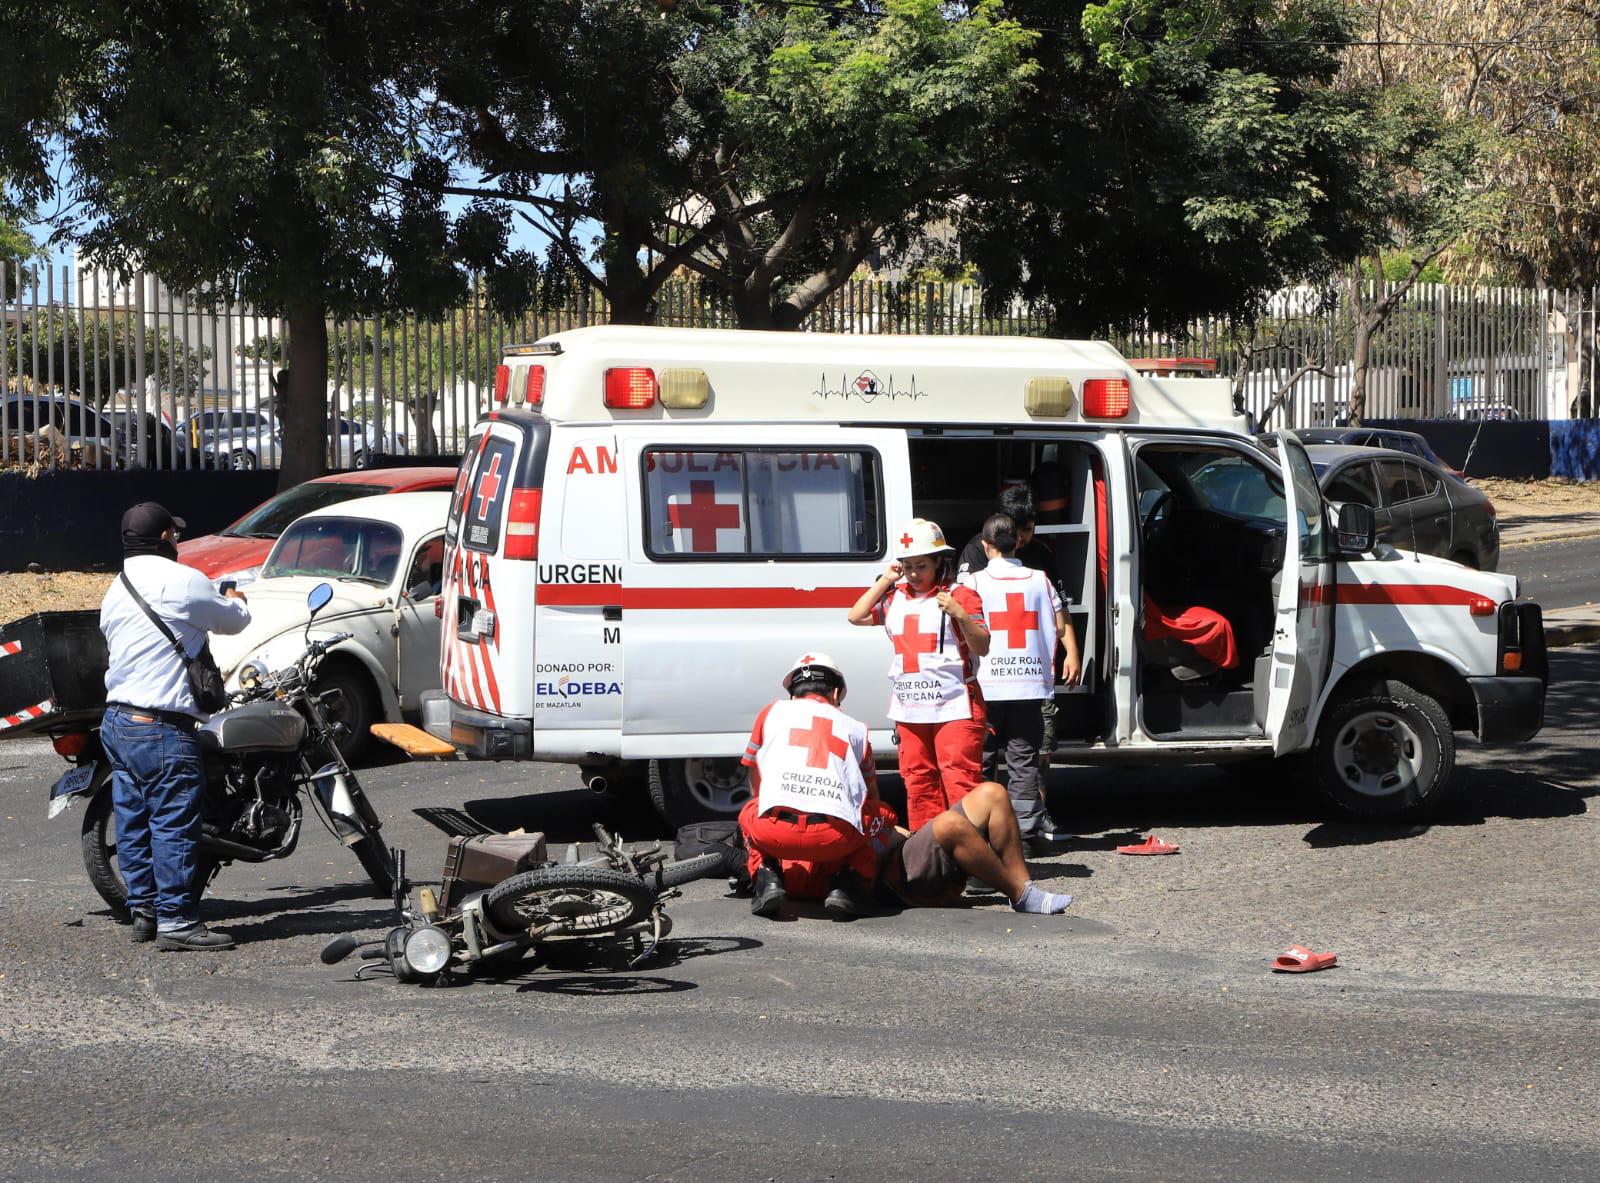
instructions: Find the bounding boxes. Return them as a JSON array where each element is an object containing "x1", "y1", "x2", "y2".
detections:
[{"x1": 210, "y1": 490, "x2": 449, "y2": 761}]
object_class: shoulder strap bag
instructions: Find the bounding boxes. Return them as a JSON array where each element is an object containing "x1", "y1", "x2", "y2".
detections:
[{"x1": 119, "y1": 572, "x2": 229, "y2": 714}]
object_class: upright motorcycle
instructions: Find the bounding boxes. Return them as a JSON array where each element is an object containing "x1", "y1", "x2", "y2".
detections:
[{"x1": 48, "y1": 582, "x2": 395, "y2": 914}]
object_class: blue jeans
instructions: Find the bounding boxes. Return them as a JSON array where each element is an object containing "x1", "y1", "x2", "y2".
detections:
[{"x1": 100, "y1": 707, "x2": 205, "y2": 932}]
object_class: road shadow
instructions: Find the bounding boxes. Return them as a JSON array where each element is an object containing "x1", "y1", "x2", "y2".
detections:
[{"x1": 451, "y1": 788, "x2": 669, "y2": 844}]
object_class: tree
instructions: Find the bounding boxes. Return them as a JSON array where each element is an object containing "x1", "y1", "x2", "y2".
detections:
[
  {"x1": 959, "y1": 0, "x2": 1400, "y2": 343},
  {"x1": 7, "y1": 1, "x2": 497, "y2": 487},
  {"x1": 418, "y1": 0, "x2": 1037, "y2": 328}
]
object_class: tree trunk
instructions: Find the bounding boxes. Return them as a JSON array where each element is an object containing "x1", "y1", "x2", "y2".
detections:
[
  {"x1": 277, "y1": 305, "x2": 329, "y2": 490},
  {"x1": 1349, "y1": 314, "x2": 1375, "y2": 427}
]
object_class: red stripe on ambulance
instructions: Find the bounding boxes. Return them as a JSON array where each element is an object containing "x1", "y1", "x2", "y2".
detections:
[
  {"x1": 1338, "y1": 582, "x2": 1496, "y2": 615},
  {"x1": 536, "y1": 585, "x2": 862, "y2": 609}
]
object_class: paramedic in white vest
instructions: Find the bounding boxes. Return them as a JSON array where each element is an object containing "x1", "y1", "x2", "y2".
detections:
[
  {"x1": 847, "y1": 519, "x2": 990, "y2": 831},
  {"x1": 962, "y1": 513, "x2": 1080, "y2": 853},
  {"x1": 738, "y1": 653, "x2": 898, "y2": 920},
  {"x1": 99, "y1": 502, "x2": 251, "y2": 951}
]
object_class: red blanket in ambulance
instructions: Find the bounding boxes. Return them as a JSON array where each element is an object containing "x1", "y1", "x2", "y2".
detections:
[{"x1": 1092, "y1": 468, "x2": 1240, "y2": 671}]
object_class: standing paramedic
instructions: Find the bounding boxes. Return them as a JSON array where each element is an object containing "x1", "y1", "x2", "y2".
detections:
[
  {"x1": 963, "y1": 513, "x2": 1079, "y2": 854},
  {"x1": 99, "y1": 502, "x2": 250, "y2": 951},
  {"x1": 847, "y1": 518, "x2": 990, "y2": 830},
  {"x1": 738, "y1": 653, "x2": 895, "y2": 920}
]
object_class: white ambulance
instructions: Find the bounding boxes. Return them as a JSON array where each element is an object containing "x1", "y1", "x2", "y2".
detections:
[{"x1": 424, "y1": 326, "x2": 1546, "y2": 829}]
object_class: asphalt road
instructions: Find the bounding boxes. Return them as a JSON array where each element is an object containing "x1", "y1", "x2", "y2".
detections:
[
  {"x1": 2, "y1": 652, "x2": 1598, "y2": 1182},
  {"x1": 1500, "y1": 532, "x2": 1600, "y2": 609}
]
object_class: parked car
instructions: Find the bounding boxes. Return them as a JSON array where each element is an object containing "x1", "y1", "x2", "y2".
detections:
[
  {"x1": 1277, "y1": 426, "x2": 1463, "y2": 478},
  {"x1": 177, "y1": 465, "x2": 459, "y2": 586},
  {"x1": 208, "y1": 491, "x2": 450, "y2": 761},
  {"x1": 1453, "y1": 403, "x2": 1521, "y2": 421},
  {"x1": 333, "y1": 416, "x2": 408, "y2": 468},
  {"x1": 1305, "y1": 444, "x2": 1499, "y2": 570},
  {"x1": 179, "y1": 408, "x2": 281, "y2": 469}
]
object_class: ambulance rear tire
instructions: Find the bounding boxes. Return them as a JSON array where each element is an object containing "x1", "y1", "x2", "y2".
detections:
[
  {"x1": 1309, "y1": 680, "x2": 1456, "y2": 820},
  {"x1": 648, "y1": 757, "x2": 752, "y2": 827}
]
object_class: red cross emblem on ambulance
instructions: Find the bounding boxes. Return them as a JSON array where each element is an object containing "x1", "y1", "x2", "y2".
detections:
[
  {"x1": 789, "y1": 715, "x2": 848, "y2": 770},
  {"x1": 474, "y1": 453, "x2": 504, "y2": 521},
  {"x1": 667, "y1": 480, "x2": 740, "y2": 551}
]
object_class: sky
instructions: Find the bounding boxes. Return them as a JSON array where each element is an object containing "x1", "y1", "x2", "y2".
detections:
[{"x1": 11, "y1": 141, "x2": 555, "y2": 303}]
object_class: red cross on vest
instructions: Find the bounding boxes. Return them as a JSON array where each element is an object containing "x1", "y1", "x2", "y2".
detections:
[
  {"x1": 788, "y1": 714, "x2": 849, "y2": 770},
  {"x1": 474, "y1": 453, "x2": 503, "y2": 521},
  {"x1": 989, "y1": 592, "x2": 1040, "y2": 649},
  {"x1": 668, "y1": 480, "x2": 740, "y2": 551},
  {"x1": 892, "y1": 613, "x2": 939, "y2": 673}
]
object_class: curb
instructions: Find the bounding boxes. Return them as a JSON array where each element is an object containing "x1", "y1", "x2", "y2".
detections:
[
  {"x1": 1544, "y1": 620, "x2": 1600, "y2": 649},
  {"x1": 1501, "y1": 524, "x2": 1600, "y2": 550}
]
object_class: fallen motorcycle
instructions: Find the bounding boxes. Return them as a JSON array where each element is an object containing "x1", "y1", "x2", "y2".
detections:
[
  {"x1": 26, "y1": 582, "x2": 396, "y2": 914},
  {"x1": 321, "y1": 824, "x2": 726, "y2": 985}
]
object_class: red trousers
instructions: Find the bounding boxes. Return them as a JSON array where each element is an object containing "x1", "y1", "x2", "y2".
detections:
[
  {"x1": 739, "y1": 798, "x2": 895, "y2": 898},
  {"x1": 896, "y1": 717, "x2": 985, "y2": 830}
]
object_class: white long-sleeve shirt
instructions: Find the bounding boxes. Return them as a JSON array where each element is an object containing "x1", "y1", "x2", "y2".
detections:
[{"x1": 99, "y1": 555, "x2": 252, "y2": 719}]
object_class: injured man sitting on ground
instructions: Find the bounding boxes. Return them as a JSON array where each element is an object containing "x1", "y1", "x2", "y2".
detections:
[{"x1": 876, "y1": 780, "x2": 1074, "y2": 915}]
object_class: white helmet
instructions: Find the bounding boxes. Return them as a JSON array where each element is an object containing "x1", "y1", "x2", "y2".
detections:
[
  {"x1": 894, "y1": 518, "x2": 955, "y2": 561},
  {"x1": 782, "y1": 651, "x2": 847, "y2": 700}
]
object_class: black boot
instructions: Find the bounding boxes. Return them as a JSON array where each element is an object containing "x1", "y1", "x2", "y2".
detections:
[
  {"x1": 155, "y1": 923, "x2": 236, "y2": 951},
  {"x1": 129, "y1": 910, "x2": 156, "y2": 943},
  {"x1": 823, "y1": 870, "x2": 872, "y2": 919},
  {"x1": 750, "y1": 864, "x2": 786, "y2": 918}
]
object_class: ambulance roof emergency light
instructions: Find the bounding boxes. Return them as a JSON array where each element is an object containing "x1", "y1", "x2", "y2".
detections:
[
  {"x1": 493, "y1": 364, "x2": 511, "y2": 404},
  {"x1": 523, "y1": 365, "x2": 545, "y2": 406},
  {"x1": 660, "y1": 367, "x2": 710, "y2": 409},
  {"x1": 1082, "y1": 377, "x2": 1132, "y2": 418},
  {"x1": 605, "y1": 367, "x2": 659, "y2": 409},
  {"x1": 1023, "y1": 377, "x2": 1074, "y2": 417}
]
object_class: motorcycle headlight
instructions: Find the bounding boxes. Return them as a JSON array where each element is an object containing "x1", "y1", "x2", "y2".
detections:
[
  {"x1": 402, "y1": 925, "x2": 453, "y2": 976},
  {"x1": 215, "y1": 567, "x2": 261, "y2": 590},
  {"x1": 238, "y1": 660, "x2": 270, "y2": 691}
]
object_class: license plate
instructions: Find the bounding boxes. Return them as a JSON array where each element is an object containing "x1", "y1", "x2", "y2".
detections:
[{"x1": 48, "y1": 763, "x2": 98, "y2": 819}]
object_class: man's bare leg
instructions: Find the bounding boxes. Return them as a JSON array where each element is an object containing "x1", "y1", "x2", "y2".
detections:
[{"x1": 932, "y1": 782, "x2": 1030, "y2": 902}]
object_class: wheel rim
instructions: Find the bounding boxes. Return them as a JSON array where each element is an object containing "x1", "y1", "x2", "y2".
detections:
[
  {"x1": 230, "y1": 450, "x2": 255, "y2": 470},
  {"x1": 681, "y1": 757, "x2": 753, "y2": 813},
  {"x1": 499, "y1": 884, "x2": 639, "y2": 932},
  {"x1": 1332, "y1": 709, "x2": 1424, "y2": 798}
]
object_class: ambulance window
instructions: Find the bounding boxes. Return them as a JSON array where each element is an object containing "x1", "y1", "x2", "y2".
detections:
[
  {"x1": 460, "y1": 435, "x2": 518, "y2": 554},
  {"x1": 445, "y1": 432, "x2": 484, "y2": 545},
  {"x1": 644, "y1": 448, "x2": 882, "y2": 559}
]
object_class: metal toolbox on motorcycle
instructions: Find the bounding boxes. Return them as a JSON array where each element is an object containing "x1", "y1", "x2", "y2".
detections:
[
  {"x1": 0, "y1": 611, "x2": 109, "y2": 738},
  {"x1": 439, "y1": 832, "x2": 548, "y2": 909}
]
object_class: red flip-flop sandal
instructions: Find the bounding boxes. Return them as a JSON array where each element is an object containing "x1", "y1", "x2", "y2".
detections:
[
  {"x1": 1116, "y1": 834, "x2": 1180, "y2": 855},
  {"x1": 1272, "y1": 944, "x2": 1338, "y2": 973}
]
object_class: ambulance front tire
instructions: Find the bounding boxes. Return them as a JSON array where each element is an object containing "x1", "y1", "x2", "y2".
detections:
[
  {"x1": 648, "y1": 758, "x2": 752, "y2": 827},
  {"x1": 1308, "y1": 680, "x2": 1456, "y2": 820}
]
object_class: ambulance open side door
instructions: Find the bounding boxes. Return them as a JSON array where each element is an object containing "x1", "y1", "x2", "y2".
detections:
[
  {"x1": 614, "y1": 425, "x2": 912, "y2": 758},
  {"x1": 1265, "y1": 434, "x2": 1336, "y2": 753}
]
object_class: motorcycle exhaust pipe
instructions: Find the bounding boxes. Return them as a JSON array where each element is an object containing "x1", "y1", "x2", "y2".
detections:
[{"x1": 583, "y1": 772, "x2": 609, "y2": 794}]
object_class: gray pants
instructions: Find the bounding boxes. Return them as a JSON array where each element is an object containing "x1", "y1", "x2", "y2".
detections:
[{"x1": 983, "y1": 698, "x2": 1047, "y2": 838}]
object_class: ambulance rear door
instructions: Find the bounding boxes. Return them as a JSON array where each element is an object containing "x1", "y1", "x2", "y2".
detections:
[
  {"x1": 615, "y1": 425, "x2": 911, "y2": 757},
  {"x1": 441, "y1": 411, "x2": 549, "y2": 724},
  {"x1": 1265, "y1": 434, "x2": 1336, "y2": 753}
]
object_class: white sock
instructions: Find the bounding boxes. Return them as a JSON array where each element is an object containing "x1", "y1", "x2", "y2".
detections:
[{"x1": 1012, "y1": 881, "x2": 1072, "y2": 914}]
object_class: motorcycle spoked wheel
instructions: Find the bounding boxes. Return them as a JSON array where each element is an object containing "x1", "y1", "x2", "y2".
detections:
[
  {"x1": 483, "y1": 865, "x2": 655, "y2": 937},
  {"x1": 81, "y1": 789, "x2": 219, "y2": 919}
]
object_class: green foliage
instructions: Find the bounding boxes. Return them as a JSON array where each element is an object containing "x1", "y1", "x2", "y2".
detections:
[{"x1": 0, "y1": 214, "x2": 37, "y2": 270}]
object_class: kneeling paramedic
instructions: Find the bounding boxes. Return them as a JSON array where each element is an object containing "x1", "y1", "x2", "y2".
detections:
[
  {"x1": 738, "y1": 653, "x2": 896, "y2": 920},
  {"x1": 877, "y1": 781, "x2": 1073, "y2": 915},
  {"x1": 847, "y1": 519, "x2": 990, "y2": 831},
  {"x1": 99, "y1": 502, "x2": 251, "y2": 950}
]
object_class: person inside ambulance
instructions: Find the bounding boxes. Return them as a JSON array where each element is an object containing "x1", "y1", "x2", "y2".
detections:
[
  {"x1": 847, "y1": 519, "x2": 990, "y2": 830},
  {"x1": 961, "y1": 513, "x2": 1079, "y2": 854},
  {"x1": 875, "y1": 781, "x2": 1074, "y2": 915},
  {"x1": 738, "y1": 652, "x2": 898, "y2": 921}
]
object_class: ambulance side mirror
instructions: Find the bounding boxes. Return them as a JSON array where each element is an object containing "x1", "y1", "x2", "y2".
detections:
[{"x1": 1335, "y1": 503, "x2": 1376, "y2": 555}]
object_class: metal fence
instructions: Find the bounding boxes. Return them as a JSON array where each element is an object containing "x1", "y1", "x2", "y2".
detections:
[{"x1": 3, "y1": 260, "x2": 1596, "y2": 470}]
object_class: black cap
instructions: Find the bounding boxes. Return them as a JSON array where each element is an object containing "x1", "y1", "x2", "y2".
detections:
[{"x1": 121, "y1": 502, "x2": 187, "y2": 540}]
